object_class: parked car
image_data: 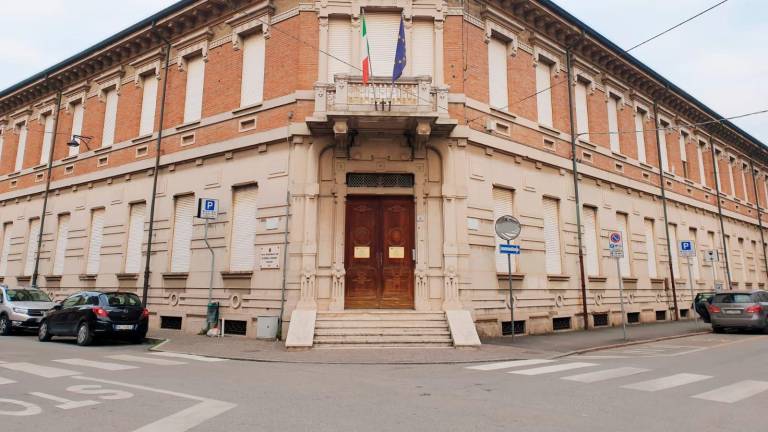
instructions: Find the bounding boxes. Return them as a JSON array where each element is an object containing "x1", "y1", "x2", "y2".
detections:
[
  {"x1": 38, "y1": 291, "x2": 149, "y2": 346},
  {"x1": 0, "y1": 285, "x2": 56, "y2": 335},
  {"x1": 709, "y1": 290, "x2": 768, "y2": 333},
  {"x1": 693, "y1": 292, "x2": 716, "y2": 323}
]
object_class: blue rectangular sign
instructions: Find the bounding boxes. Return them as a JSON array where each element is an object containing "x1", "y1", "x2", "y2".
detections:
[{"x1": 499, "y1": 244, "x2": 521, "y2": 255}]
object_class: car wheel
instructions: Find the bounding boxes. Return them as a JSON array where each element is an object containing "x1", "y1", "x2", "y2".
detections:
[
  {"x1": 38, "y1": 320, "x2": 52, "y2": 342},
  {"x1": 0, "y1": 314, "x2": 12, "y2": 336},
  {"x1": 76, "y1": 322, "x2": 94, "y2": 346},
  {"x1": 130, "y1": 333, "x2": 147, "y2": 344},
  {"x1": 713, "y1": 326, "x2": 724, "y2": 334}
]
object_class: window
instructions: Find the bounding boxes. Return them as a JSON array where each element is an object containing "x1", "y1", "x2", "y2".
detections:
[
  {"x1": 574, "y1": 80, "x2": 590, "y2": 141},
  {"x1": 741, "y1": 162, "x2": 749, "y2": 203},
  {"x1": 679, "y1": 131, "x2": 688, "y2": 178},
  {"x1": 658, "y1": 119, "x2": 670, "y2": 172},
  {"x1": 688, "y1": 228, "x2": 700, "y2": 280},
  {"x1": 668, "y1": 223, "x2": 679, "y2": 277},
  {"x1": 616, "y1": 213, "x2": 631, "y2": 276},
  {"x1": 171, "y1": 194, "x2": 195, "y2": 272},
  {"x1": 86, "y1": 209, "x2": 105, "y2": 275},
  {"x1": 0, "y1": 126, "x2": 4, "y2": 164},
  {"x1": 714, "y1": 149, "x2": 723, "y2": 191},
  {"x1": 751, "y1": 240, "x2": 758, "y2": 282},
  {"x1": 327, "y1": 17, "x2": 351, "y2": 82},
  {"x1": 724, "y1": 234, "x2": 731, "y2": 282},
  {"x1": 230, "y1": 185, "x2": 258, "y2": 271},
  {"x1": 40, "y1": 113, "x2": 55, "y2": 165},
  {"x1": 24, "y1": 218, "x2": 41, "y2": 276},
  {"x1": 183, "y1": 56, "x2": 205, "y2": 123},
  {"x1": 697, "y1": 140, "x2": 707, "y2": 187},
  {"x1": 607, "y1": 94, "x2": 621, "y2": 153},
  {"x1": 493, "y1": 188, "x2": 516, "y2": 273},
  {"x1": 14, "y1": 122, "x2": 28, "y2": 171},
  {"x1": 635, "y1": 108, "x2": 647, "y2": 163},
  {"x1": 542, "y1": 197, "x2": 562, "y2": 274},
  {"x1": 52, "y1": 214, "x2": 70, "y2": 276},
  {"x1": 365, "y1": 13, "x2": 401, "y2": 77},
  {"x1": 727, "y1": 156, "x2": 736, "y2": 196},
  {"x1": 125, "y1": 202, "x2": 146, "y2": 274},
  {"x1": 764, "y1": 175, "x2": 768, "y2": 208},
  {"x1": 0, "y1": 223, "x2": 11, "y2": 276},
  {"x1": 69, "y1": 102, "x2": 84, "y2": 157},
  {"x1": 535, "y1": 60, "x2": 553, "y2": 127},
  {"x1": 101, "y1": 88, "x2": 118, "y2": 147},
  {"x1": 644, "y1": 218, "x2": 657, "y2": 278},
  {"x1": 738, "y1": 237, "x2": 747, "y2": 283},
  {"x1": 412, "y1": 20, "x2": 435, "y2": 77},
  {"x1": 139, "y1": 74, "x2": 158, "y2": 136},
  {"x1": 241, "y1": 32, "x2": 266, "y2": 106},
  {"x1": 488, "y1": 36, "x2": 509, "y2": 110},
  {"x1": 583, "y1": 206, "x2": 599, "y2": 276}
]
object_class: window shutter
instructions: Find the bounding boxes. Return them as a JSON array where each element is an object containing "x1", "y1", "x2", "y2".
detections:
[
  {"x1": 543, "y1": 198, "x2": 562, "y2": 274},
  {"x1": 69, "y1": 103, "x2": 84, "y2": 157},
  {"x1": 668, "y1": 224, "x2": 679, "y2": 276},
  {"x1": 241, "y1": 32, "x2": 266, "y2": 106},
  {"x1": 644, "y1": 219, "x2": 657, "y2": 278},
  {"x1": 125, "y1": 203, "x2": 146, "y2": 274},
  {"x1": 679, "y1": 134, "x2": 687, "y2": 162},
  {"x1": 328, "y1": 18, "x2": 352, "y2": 82},
  {"x1": 583, "y1": 207, "x2": 599, "y2": 276},
  {"x1": 727, "y1": 161, "x2": 735, "y2": 196},
  {"x1": 696, "y1": 143, "x2": 706, "y2": 187},
  {"x1": 365, "y1": 13, "x2": 400, "y2": 77},
  {"x1": 15, "y1": 123, "x2": 27, "y2": 171},
  {"x1": 492, "y1": 187, "x2": 515, "y2": 273},
  {"x1": 658, "y1": 123, "x2": 669, "y2": 172},
  {"x1": 171, "y1": 195, "x2": 195, "y2": 272},
  {"x1": 86, "y1": 209, "x2": 105, "y2": 275},
  {"x1": 0, "y1": 223, "x2": 11, "y2": 276},
  {"x1": 739, "y1": 238, "x2": 747, "y2": 282},
  {"x1": 184, "y1": 56, "x2": 205, "y2": 123},
  {"x1": 635, "y1": 111, "x2": 646, "y2": 164},
  {"x1": 40, "y1": 114, "x2": 55, "y2": 165},
  {"x1": 139, "y1": 75, "x2": 158, "y2": 136},
  {"x1": 102, "y1": 89, "x2": 118, "y2": 147},
  {"x1": 412, "y1": 20, "x2": 434, "y2": 77},
  {"x1": 487, "y1": 37, "x2": 508, "y2": 109},
  {"x1": 575, "y1": 82, "x2": 589, "y2": 140},
  {"x1": 230, "y1": 185, "x2": 258, "y2": 271},
  {"x1": 52, "y1": 214, "x2": 70, "y2": 276},
  {"x1": 535, "y1": 63, "x2": 552, "y2": 127},
  {"x1": 607, "y1": 96, "x2": 620, "y2": 152},
  {"x1": 616, "y1": 213, "x2": 631, "y2": 275},
  {"x1": 24, "y1": 218, "x2": 41, "y2": 276},
  {"x1": 689, "y1": 228, "x2": 700, "y2": 280}
]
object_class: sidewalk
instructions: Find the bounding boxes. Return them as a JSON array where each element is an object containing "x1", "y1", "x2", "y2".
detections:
[{"x1": 147, "y1": 319, "x2": 709, "y2": 365}]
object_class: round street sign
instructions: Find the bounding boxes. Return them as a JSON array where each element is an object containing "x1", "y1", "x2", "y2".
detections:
[{"x1": 495, "y1": 215, "x2": 522, "y2": 241}]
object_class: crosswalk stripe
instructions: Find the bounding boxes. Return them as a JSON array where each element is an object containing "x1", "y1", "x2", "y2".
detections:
[
  {"x1": 53, "y1": 358, "x2": 139, "y2": 371},
  {"x1": 0, "y1": 362, "x2": 80, "y2": 378},
  {"x1": 622, "y1": 373, "x2": 712, "y2": 392},
  {"x1": 151, "y1": 352, "x2": 228, "y2": 362},
  {"x1": 692, "y1": 380, "x2": 768, "y2": 403},
  {"x1": 106, "y1": 355, "x2": 186, "y2": 366},
  {"x1": 562, "y1": 367, "x2": 650, "y2": 383},
  {"x1": 508, "y1": 362, "x2": 597, "y2": 376},
  {"x1": 0, "y1": 377, "x2": 16, "y2": 385},
  {"x1": 466, "y1": 359, "x2": 554, "y2": 371}
]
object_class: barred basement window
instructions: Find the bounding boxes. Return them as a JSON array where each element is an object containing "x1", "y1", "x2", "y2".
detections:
[
  {"x1": 680, "y1": 309, "x2": 689, "y2": 318},
  {"x1": 346, "y1": 173, "x2": 414, "y2": 188},
  {"x1": 502, "y1": 320, "x2": 525, "y2": 335},
  {"x1": 160, "y1": 316, "x2": 182, "y2": 330},
  {"x1": 553, "y1": 317, "x2": 571, "y2": 331},
  {"x1": 224, "y1": 319, "x2": 248, "y2": 336},
  {"x1": 593, "y1": 313, "x2": 609, "y2": 327},
  {"x1": 627, "y1": 312, "x2": 640, "y2": 323},
  {"x1": 656, "y1": 310, "x2": 666, "y2": 321}
]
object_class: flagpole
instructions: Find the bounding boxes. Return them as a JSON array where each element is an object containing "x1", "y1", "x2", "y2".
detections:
[{"x1": 361, "y1": 10, "x2": 378, "y2": 109}]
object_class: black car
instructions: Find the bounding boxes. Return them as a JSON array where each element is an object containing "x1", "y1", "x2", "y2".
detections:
[
  {"x1": 693, "y1": 292, "x2": 716, "y2": 323},
  {"x1": 38, "y1": 291, "x2": 148, "y2": 346}
]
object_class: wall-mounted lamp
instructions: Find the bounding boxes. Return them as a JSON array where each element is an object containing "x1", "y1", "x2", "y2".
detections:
[{"x1": 67, "y1": 135, "x2": 92, "y2": 150}]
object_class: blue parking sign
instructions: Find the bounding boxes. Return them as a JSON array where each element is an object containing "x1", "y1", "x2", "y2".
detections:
[
  {"x1": 197, "y1": 198, "x2": 219, "y2": 220},
  {"x1": 679, "y1": 240, "x2": 695, "y2": 257}
]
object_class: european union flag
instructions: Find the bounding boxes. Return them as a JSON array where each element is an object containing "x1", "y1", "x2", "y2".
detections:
[{"x1": 392, "y1": 15, "x2": 406, "y2": 82}]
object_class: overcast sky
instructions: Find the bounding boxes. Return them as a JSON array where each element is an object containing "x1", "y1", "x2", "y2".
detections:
[{"x1": 0, "y1": 0, "x2": 764, "y2": 142}]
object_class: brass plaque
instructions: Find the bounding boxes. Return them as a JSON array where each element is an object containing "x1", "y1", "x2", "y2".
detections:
[
  {"x1": 389, "y1": 246, "x2": 405, "y2": 259},
  {"x1": 354, "y1": 246, "x2": 370, "y2": 259}
]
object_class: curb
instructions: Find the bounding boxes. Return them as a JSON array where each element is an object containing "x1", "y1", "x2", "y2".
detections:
[{"x1": 550, "y1": 330, "x2": 711, "y2": 359}]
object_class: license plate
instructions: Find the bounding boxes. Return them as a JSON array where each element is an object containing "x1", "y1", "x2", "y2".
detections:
[
  {"x1": 724, "y1": 310, "x2": 741, "y2": 315},
  {"x1": 114, "y1": 324, "x2": 135, "y2": 331}
]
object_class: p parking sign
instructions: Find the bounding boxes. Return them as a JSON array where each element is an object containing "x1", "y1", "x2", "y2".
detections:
[
  {"x1": 679, "y1": 240, "x2": 695, "y2": 257},
  {"x1": 197, "y1": 198, "x2": 219, "y2": 220}
]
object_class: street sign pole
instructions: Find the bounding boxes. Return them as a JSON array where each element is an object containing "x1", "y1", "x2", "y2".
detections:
[
  {"x1": 616, "y1": 256, "x2": 627, "y2": 341},
  {"x1": 506, "y1": 239, "x2": 515, "y2": 341},
  {"x1": 687, "y1": 256, "x2": 699, "y2": 329},
  {"x1": 197, "y1": 198, "x2": 218, "y2": 331},
  {"x1": 495, "y1": 215, "x2": 522, "y2": 340}
]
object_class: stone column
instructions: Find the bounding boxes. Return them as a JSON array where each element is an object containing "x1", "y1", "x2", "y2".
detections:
[{"x1": 318, "y1": 16, "x2": 329, "y2": 83}]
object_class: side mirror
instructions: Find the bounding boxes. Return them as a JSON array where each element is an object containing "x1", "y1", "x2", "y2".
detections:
[{"x1": 52, "y1": 304, "x2": 63, "y2": 311}]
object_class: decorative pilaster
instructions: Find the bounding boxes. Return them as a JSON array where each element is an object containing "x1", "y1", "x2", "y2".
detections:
[
  {"x1": 329, "y1": 264, "x2": 345, "y2": 311},
  {"x1": 415, "y1": 266, "x2": 429, "y2": 310}
]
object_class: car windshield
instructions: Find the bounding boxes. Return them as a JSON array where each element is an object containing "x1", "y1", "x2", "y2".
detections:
[
  {"x1": 713, "y1": 293, "x2": 753, "y2": 304},
  {"x1": 101, "y1": 293, "x2": 142, "y2": 307},
  {"x1": 6, "y1": 289, "x2": 52, "y2": 302}
]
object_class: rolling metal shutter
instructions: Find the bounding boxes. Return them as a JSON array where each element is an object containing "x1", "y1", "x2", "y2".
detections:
[
  {"x1": 607, "y1": 96, "x2": 620, "y2": 152},
  {"x1": 739, "y1": 238, "x2": 747, "y2": 283},
  {"x1": 616, "y1": 213, "x2": 631, "y2": 276},
  {"x1": 24, "y1": 218, "x2": 41, "y2": 276},
  {"x1": 644, "y1": 219, "x2": 657, "y2": 278},
  {"x1": 40, "y1": 114, "x2": 55, "y2": 165},
  {"x1": 583, "y1": 207, "x2": 599, "y2": 276},
  {"x1": 411, "y1": 20, "x2": 434, "y2": 77},
  {"x1": 0, "y1": 223, "x2": 10, "y2": 276},
  {"x1": 125, "y1": 203, "x2": 146, "y2": 274},
  {"x1": 535, "y1": 63, "x2": 553, "y2": 127},
  {"x1": 101, "y1": 89, "x2": 118, "y2": 147},
  {"x1": 15, "y1": 123, "x2": 27, "y2": 171},
  {"x1": 230, "y1": 185, "x2": 258, "y2": 271},
  {"x1": 328, "y1": 18, "x2": 351, "y2": 82},
  {"x1": 183, "y1": 56, "x2": 205, "y2": 123},
  {"x1": 171, "y1": 195, "x2": 195, "y2": 272},
  {"x1": 70, "y1": 103, "x2": 84, "y2": 157},
  {"x1": 487, "y1": 37, "x2": 508, "y2": 109},
  {"x1": 493, "y1": 187, "x2": 515, "y2": 273},
  {"x1": 139, "y1": 75, "x2": 158, "y2": 136},
  {"x1": 52, "y1": 214, "x2": 70, "y2": 276},
  {"x1": 635, "y1": 110, "x2": 646, "y2": 164},
  {"x1": 365, "y1": 13, "x2": 400, "y2": 77},
  {"x1": 689, "y1": 228, "x2": 700, "y2": 280},
  {"x1": 86, "y1": 209, "x2": 105, "y2": 275},
  {"x1": 575, "y1": 82, "x2": 589, "y2": 140},
  {"x1": 668, "y1": 224, "x2": 679, "y2": 277},
  {"x1": 542, "y1": 197, "x2": 562, "y2": 274},
  {"x1": 241, "y1": 32, "x2": 266, "y2": 106}
]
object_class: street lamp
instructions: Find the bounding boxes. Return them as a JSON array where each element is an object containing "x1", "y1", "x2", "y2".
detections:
[{"x1": 67, "y1": 135, "x2": 92, "y2": 150}]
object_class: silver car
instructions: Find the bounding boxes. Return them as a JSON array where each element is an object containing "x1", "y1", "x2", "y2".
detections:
[
  {"x1": 709, "y1": 290, "x2": 768, "y2": 333},
  {"x1": 0, "y1": 285, "x2": 55, "y2": 335}
]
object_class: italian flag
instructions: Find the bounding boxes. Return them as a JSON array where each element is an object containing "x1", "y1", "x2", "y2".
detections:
[{"x1": 361, "y1": 13, "x2": 372, "y2": 84}]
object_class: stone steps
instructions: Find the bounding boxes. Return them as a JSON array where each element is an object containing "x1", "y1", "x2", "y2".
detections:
[{"x1": 312, "y1": 311, "x2": 454, "y2": 348}]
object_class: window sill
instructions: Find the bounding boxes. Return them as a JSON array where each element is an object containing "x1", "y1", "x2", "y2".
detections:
[
  {"x1": 622, "y1": 277, "x2": 638, "y2": 283},
  {"x1": 61, "y1": 155, "x2": 78, "y2": 162},
  {"x1": 232, "y1": 102, "x2": 263, "y2": 116},
  {"x1": 116, "y1": 273, "x2": 139, "y2": 281},
  {"x1": 588, "y1": 276, "x2": 608, "y2": 283},
  {"x1": 16, "y1": 276, "x2": 31, "y2": 283},
  {"x1": 683, "y1": 179, "x2": 694, "y2": 186},
  {"x1": 43, "y1": 275, "x2": 62, "y2": 282},
  {"x1": 496, "y1": 272, "x2": 525, "y2": 281},
  {"x1": 221, "y1": 271, "x2": 253, "y2": 280},
  {"x1": 33, "y1": 163, "x2": 47, "y2": 170},
  {"x1": 132, "y1": 134, "x2": 154, "y2": 144},
  {"x1": 577, "y1": 139, "x2": 596, "y2": 149},
  {"x1": 94, "y1": 145, "x2": 112, "y2": 154},
  {"x1": 611, "y1": 152, "x2": 627, "y2": 160},
  {"x1": 639, "y1": 162, "x2": 654, "y2": 170},
  {"x1": 547, "y1": 274, "x2": 570, "y2": 282},
  {"x1": 650, "y1": 278, "x2": 666, "y2": 284},
  {"x1": 538, "y1": 124, "x2": 561, "y2": 137},
  {"x1": 162, "y1": 272, "x2": 189, "y2": 280},
  {"x1": 702, "y1": 186, "x2": 712, "y2": 192},
  {"x1": 175, "y1": 121, "x2": 200, "y2": 132},
  {"x1": 7, "y1": 171, "x2": 21, "y2": 178},
  {"x1": 78, "y1": 274, "x2": 97, "y2": 281}
]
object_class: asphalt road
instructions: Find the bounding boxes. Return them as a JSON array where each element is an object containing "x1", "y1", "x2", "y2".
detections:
[{"x1": 0, "y1": 331, "x2": 766, "y2": 431}]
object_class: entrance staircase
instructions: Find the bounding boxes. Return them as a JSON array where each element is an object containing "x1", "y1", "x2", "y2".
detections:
[{"x1": 313, "y1": 310, "x2": 454, "y2": 348}]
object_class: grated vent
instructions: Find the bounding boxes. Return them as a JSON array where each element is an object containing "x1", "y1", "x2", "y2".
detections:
[
  {"x1": 627, "y1": 312, "x2": 640, "y2": 324},
  {"x1": 160, "y1": 316, "x2": 182, "y2": 330},
  {"x1": 680, "y1": 309, "x2": 689, "y2": 318},
  {"x1": 501, "y1": 320, "x2": 526, "y2": 335},
  {"x1": 593, "y1": 313, "x2": 609, "y2": 327},
  {"x1": 655, "y1": 310, "x2": 667, "y2": 321},
  {"x1": 553, "y1": 317, "x2": 571, "y2": 331},
  {"x1": 346, "y1": 173, "x2": 414, "y2": 188},
  {"x1": 224, "y1": 319, "x2": 248, "y2": 336}
]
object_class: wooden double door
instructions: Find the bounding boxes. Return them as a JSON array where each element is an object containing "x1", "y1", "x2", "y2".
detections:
[{"x1": 345, "y1": 196, "x2": 415, "y2": 309}]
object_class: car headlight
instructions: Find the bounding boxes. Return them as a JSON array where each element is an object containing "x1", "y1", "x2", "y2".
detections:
[{"x1": 12, "y1": 307, "x2": 28, "y2": 314}]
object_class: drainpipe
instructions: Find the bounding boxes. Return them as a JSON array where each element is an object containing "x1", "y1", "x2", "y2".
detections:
[
  {"x1": 277, "y1": 114, "x2": 294, "y2": 341},
  {"x1": 565, "y1": 47, "x2": 589, "y2": 330},
  {"x1": 31, "y1": 84, "x2": 63, "y2": 289},
  {"x1": 142, "y1": 26, "x2": 172, "y2": 307},
  {"x1": 709, "y1": 136, "x2": 733, "y2": 289},
  {"x1": 652, "y1": 100, "x2": 679, "y2": 320},
  {"x1": 748, "y1": 159, "x2": 768, "y2": 281}
]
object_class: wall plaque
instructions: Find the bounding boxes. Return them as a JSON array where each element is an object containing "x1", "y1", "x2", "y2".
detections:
[
  {"x1": 389, "y1": 246, "x2": 405, "y2": 259},
  {"x1": 354, "y1": 246, "x2": 370, "y2": 259},
  {"x1": 260, "y1": 246, "x2": 280, "y2": 269}
]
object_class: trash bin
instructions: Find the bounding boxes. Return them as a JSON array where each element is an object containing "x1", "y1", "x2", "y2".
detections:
[
  {"x1": 206, "y1": 302, "x2": 220, "y2": 326},
  {"x1": 256, "y1": 316, "x2": 279, "y2": 339}
]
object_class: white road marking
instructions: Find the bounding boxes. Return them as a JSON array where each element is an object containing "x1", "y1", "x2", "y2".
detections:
[
  {"x1": 53, "y1": 358, "x2": 139, "y2": 371},
  {"x1": 509, "y1": 362, "x2": 597, "y2": 376},
  {"x1": 151, "y1": 352, "x2": 228, "y2": 362},
  {"x1": 692, "y1": 380, "x2": 768, "y2": 403},
  {"x1": 622, "y1": 373, "x2": 712, "y2": 392},
  {"x1": 466, "y1": 359, "x2": 554, "y2": 371},
  {"x1": 562, "y1": 367, "x2": 650, "y2": 383},
  {"x1": 106, "y1": 355, "x2": 186, "y2": 366},
  {"x1": 29, "y1": 392, "x2": 100, "y2": 410},
  {"x1": 0, "y1": 363, "x2": 80, "y2": 378},
  {"x1": 0, "y1": 377, "x2": 17, "y2": 385}
]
